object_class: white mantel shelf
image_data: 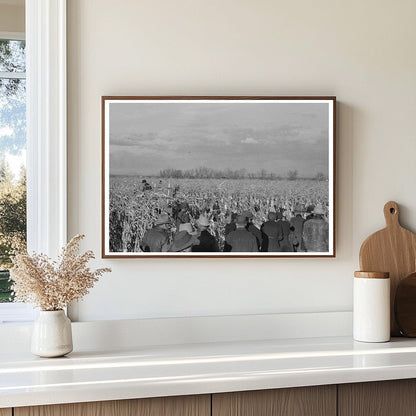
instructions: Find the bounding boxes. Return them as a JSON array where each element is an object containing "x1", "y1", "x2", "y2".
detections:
[{"x1": 2, "y1": 336, "x2": 416, "y2": 409}]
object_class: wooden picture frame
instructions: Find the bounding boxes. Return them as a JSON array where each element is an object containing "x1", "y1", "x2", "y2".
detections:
[{"x1": 102, "y1": 96, "x2": 336, "y2": 258}]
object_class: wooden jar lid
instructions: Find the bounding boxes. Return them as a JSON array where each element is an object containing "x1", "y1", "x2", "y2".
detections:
[{"x1": 354, "y1": 271, "x2": 390, "y2": 279}]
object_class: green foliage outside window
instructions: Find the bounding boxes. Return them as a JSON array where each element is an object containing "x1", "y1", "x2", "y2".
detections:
[
  {"x1": 0, "y1": 39, "x2": 27, "y2": 302},
  {"x1": 0, "y1": 162, "x2": 26, "y2": 302}
]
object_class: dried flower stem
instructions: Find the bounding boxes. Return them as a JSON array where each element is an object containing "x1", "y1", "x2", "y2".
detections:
[{"x1": 10, "y1": 235, "x2": 111, "y2": 310}]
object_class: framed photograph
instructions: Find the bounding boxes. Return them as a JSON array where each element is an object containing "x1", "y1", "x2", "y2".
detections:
[{"x1": 102, "y1": 96, "x2": 336, "y2": 258}]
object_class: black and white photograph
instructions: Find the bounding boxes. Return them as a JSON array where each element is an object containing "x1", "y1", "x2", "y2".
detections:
[{"x1": 102, "y1": 97, "x2": 335, "y2": 257}]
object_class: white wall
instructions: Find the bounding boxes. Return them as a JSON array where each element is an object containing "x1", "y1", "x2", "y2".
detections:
[{"x1": 67, "y1": 0, "x2": 416, "y2": 322}]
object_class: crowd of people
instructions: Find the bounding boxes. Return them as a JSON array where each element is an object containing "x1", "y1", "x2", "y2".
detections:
[{"x1": 140, "y1": 202, "x2": 329, "y2": 253}]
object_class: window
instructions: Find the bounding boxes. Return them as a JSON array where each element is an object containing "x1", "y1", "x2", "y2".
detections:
[
  {"x1": 0, "y1": 1, "x2": 67, "y2": 324},
  {"x1": 0, "y1": 34, "x2": 32, "y2": 323},
  {"x1": 0, "y1": 35, "x2": 26, "y2": 305},
  {"x1": 0, "y1": 33, "x2": 34, "y2": 322}
]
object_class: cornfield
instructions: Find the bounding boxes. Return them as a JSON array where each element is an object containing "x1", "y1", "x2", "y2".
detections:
[{"x1": 109, "y1": 176, "x2": 329, "y2": 252}]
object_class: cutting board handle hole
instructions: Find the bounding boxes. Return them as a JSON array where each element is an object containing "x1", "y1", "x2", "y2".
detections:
[{"x1": 384, "y1": 201, "x2": 400, "y2": 227}]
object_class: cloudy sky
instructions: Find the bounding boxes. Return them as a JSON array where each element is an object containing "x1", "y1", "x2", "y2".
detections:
[{"x1": 109, "y1": 100, "x2": 330, "y2": 177}]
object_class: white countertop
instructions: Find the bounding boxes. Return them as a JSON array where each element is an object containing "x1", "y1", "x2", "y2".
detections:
[{"x1": 2, "y1": 336, "x2": 416, "y2": 408}]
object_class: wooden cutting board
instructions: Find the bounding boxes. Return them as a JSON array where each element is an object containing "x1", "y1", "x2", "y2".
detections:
[
  {"x1": 395, "y1": 272, "x2": 416, "y2": 337},
  {"x1": 359, "y1": 201, "x2": 416, "y2": 336}
]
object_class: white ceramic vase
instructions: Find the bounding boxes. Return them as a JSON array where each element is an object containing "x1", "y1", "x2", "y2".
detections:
[{"x1": 31, "y1": 310, "x2": 73, "y2": 357}]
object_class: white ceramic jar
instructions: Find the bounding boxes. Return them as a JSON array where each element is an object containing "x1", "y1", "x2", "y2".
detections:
[
  {"x1": 31, "y1": 310, "x2": 73, "y2": 357},
  {"x1": 353, "y1": 271, "x2": 390, "y2": 343}
]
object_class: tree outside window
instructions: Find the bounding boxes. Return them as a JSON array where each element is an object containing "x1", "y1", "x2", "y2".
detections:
[{"x1": 0, "y1": 38, "x2": 27, "y2": 302}]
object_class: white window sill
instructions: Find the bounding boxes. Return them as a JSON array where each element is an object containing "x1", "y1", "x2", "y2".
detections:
[{"x1": 0, "y1": 303, "x2": 36, "y2": 324}]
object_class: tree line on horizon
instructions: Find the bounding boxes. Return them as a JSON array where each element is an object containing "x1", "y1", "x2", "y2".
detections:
[{"x1": 157, "y1": 167, "x2": 327, "y2": 181}]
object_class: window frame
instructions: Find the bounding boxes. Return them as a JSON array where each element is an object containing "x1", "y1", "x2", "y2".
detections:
[
  {"x1": 26, "y1": 0, "x2": 67, "y2": 257},
  {"x1": 0, "y1": 0, "x2": 67, "y2": 323}
]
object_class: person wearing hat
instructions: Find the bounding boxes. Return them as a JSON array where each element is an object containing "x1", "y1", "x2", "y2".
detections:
[
  {"x1": 139, "y1": 179, "x2": 152, "y2": 192},
  {"x1": 175, "y1": 201, "x2": 191, "y2": 229},
  {"x1": 223, "y1": 212, "x2": 237, "y2": 252},
  {"x1": 178, "y1": 222, "x2": 197, "y2": 235},
  {"x1": 290, "y1": 204, "x2": 306, "y2": 252},
  {"x1": 192, "y1": 215, "x2": 219, "y2": 252},
  {"x1": 242, "y1": 210, "x2": 263, "y2": 251},
  {"x1": 168, "y1": 231, "x2": 199, "y2": 253},
  {"x1": 140, "y1": 214, "x2": 171, "y2": 252},
  {"x1": 302, "y1": 203, "x2": 328, "y2": 252},
  {"x1": 225, "y1": 215, "x2": 258, "y2": 252},
  {"x1": 225, "y1": 212, "x2": 237, "y2": 235},
  {"x1": 305, "y1": 204, "x2": 315, "y2": 220},
  {"x1": 276, "y1": 209, "x2": 293, "y2": 252},
  {"x1": 260, "y1": 211, "x2": 283, "y2": 252}
]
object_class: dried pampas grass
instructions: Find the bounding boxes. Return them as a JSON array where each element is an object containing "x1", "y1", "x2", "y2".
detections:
[{"x1": 10, "y1": 234, "x2": 111, "y2": 311}]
